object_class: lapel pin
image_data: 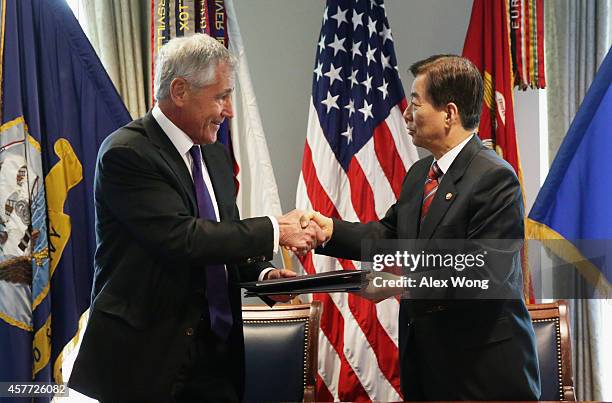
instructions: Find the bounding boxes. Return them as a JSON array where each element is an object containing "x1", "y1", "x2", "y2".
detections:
[{"x1": 445, "y1": 192, "x2": 453, "y2": 200}]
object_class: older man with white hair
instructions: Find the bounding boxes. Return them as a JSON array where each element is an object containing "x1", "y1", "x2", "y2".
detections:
[{"x1": 69, "y1": 33, "x2": 321, "y2": 403}]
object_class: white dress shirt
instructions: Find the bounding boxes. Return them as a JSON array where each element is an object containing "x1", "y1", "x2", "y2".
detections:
[
  {"x1": 434, "y1": 134, "x2": 474, "y2": 180},
  {"x1": 152, "y1": 105, "x2": 277, "y2": 280}
]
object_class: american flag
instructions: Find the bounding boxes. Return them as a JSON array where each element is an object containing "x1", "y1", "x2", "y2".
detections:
[{"x1": 296, "y1": 0, "x2": 418, "y2": 400}]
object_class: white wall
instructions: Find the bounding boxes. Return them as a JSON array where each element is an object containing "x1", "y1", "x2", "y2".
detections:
[
  {"x1": 387, "y1": 0, "x2": 472, "y2": 105},
  {"x1": 514, "y1": 89, "x2": 548, "y2": 213}
]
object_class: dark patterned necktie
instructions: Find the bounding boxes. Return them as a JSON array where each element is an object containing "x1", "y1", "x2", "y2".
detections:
[
  {"x1": 189, "y1": 145, "x2": 232, "y2": 340},
  {"x1": 420, "y1": 161, "x2": 442, "y2": 223}
]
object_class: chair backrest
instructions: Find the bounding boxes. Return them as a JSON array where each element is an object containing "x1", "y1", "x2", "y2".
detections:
[
  {"x1": 242, "y1": 302, "x2": 321, "y2": 403},
  {"x1": 527, "y1": 300, "x2": 576, "y2": 401}
]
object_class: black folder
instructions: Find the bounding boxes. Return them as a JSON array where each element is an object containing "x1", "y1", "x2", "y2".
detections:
[{"x1": 242, "y1": 270, "x2": 369, "y2": 297}]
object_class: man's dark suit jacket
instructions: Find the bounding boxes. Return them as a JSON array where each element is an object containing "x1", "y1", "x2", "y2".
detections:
[
  {"x1": 320, "y1": 136, "x2": 541, "y2": 400},
  {"x1": 69, "y1": 112, "x2": 273, "y2": 402}
]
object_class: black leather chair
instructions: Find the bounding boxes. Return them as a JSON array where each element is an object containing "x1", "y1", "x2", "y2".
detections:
[
  {"x1": 242, "y1": 302, "x2": 321, "y2": 402},
  {"x1": 527, "y1": 300, "x2": 576, "y2": 401}
]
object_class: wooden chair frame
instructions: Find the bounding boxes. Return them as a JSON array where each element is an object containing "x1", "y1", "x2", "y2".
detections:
[
  {"x1": 242, "y1": 301, "x2": 321, "y2": 402},
  {"x1": 527, "y1": 300, "x2": 576, "y2": 401}
]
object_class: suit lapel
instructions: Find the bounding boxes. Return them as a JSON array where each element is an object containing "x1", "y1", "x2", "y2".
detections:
[
  {"x1": 142, "y1": 111, "x2": 234, "y2": 221},
  {"x1": 142, "y1": 112, "x2": 197, "y2": 214},
  {"x1": 419, "y1": 177, "x2": 458, "y2": 239},
  {"x1": 401, "y1": 160, "x2": 430, "y2": 239},
  {"x1": 419, "y1": 135, "x2": 483, "y2": 239}
]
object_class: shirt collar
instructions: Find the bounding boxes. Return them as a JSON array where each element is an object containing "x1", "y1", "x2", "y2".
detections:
[
  {"x1": 435, "y1": 134, "x2": 474, "y2": 175},
  {"x1": 152, "y1": 104, "x2": 194, "y2": 157}
]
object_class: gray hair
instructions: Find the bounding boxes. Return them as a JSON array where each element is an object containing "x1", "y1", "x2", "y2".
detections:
[{"x1": 154, "y1": 33, "x2": 237, "y2": 101}]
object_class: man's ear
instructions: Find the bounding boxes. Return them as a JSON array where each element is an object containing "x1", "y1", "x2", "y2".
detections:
[
  {"x1": 169, "y1": 77, "x2": 189, "y2": 107},
  {"x1": 445, "y1": 102, "x2": 460, "y2": 128}
]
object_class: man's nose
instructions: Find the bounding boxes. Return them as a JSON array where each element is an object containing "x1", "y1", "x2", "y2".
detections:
[
  {"x1": 403, "y1": 104, "x2": 413, "y2": 122},
  {"x1": 223, "y1": 97, "x2": 234, "y2": 119}
]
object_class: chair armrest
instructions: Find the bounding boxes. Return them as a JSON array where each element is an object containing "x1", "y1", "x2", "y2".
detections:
[
  {"x1": 563, "y1": 385, "x2": 576, "y2": 401},
  {"x1": 303, "y1": 385, "x2": 316, "y2": 402}
]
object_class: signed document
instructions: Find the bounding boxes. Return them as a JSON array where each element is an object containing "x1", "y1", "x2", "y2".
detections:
[{"x1": 242, "y1": 270, "x2": 369, "y2": 297}]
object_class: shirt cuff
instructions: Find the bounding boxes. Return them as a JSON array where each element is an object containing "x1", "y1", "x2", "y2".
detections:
[
  {"x1": 258, "y1": 267, "x2": 275, "y2": 281},
  {"x1": 267, "y1": 215, "x2": 279, "y2": 254}
]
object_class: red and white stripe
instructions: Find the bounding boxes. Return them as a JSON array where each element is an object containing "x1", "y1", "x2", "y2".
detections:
[{"x1": 296, "y1": 100, "x2": 418, "y2": 401}]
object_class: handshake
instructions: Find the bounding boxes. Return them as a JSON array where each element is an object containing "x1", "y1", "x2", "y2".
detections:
[{"x1": 276, "y1": 210, "x2": 333, "y2": 256}]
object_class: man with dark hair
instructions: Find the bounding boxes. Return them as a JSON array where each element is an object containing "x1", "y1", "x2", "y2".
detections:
[
  {"x1": 309, "y1": 55, "x2": 541, "y2": 400},
  {"x1": 409, "y1": 54, "x2": 484, "y2": 130}
]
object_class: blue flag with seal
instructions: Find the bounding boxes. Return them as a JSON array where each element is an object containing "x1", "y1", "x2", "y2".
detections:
[
  {"x1": 0, "y1": 0, "x2": 130, "y2": 397},
  {"x1": 527, "y1": 48, "x2": 612, "y2": 298}
]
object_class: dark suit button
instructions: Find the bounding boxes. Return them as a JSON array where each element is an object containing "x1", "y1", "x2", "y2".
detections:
[
  {"x1": 246, "y1": 257, "x2": 254, "y2": 264},
  {"x1": 259, "y1": 256, "x2": 266, "y2": 262},
  {"x1": 431, "y1": 305, "x2": 446, "y2": 313},
  {"x1": 185, "y1": 327, "x2": 194, "y2": 336}
]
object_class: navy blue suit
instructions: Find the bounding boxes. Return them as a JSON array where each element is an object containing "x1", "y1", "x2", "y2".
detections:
[
  {"x1": 70, "y1": 112, "x2": 273, "y2": 402},
  {"x1": 320, "y1": 136, "x2": 541, "y2": 400}
]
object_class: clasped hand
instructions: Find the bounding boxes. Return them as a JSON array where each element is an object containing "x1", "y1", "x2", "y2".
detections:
[
  {"x1": 276, "y1": 209, "x2": 334, "y2": 256},
  {"x1": 274, "y1": 211, "x2": 400, "y2": 303}
]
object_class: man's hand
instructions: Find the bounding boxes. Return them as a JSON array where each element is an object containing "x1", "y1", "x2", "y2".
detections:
[
  {"x1": 353, "y1": 270, "x2": 406, "y2": 303},
  {"x1": 301, "y1": 211, "x2": 334, "y2": 240},
  {"x1": 264, "y1": 268, "x2": 297, "y2": 280},
  {"x1": 277, "y1": 209, "x2": 324, "y2": 255},
  {"x1": 264, "y1": 268, "x2": 298, "y2": 303}
]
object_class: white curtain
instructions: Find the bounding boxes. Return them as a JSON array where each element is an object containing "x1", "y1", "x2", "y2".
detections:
[
  {"x1": 545, "y1": 0, "x2": 611, "y2": 159},
  {"x1": 81, "y1": 0, "x2": 150, "y2": 119},
  {"x1": 544, "y1": 0, "x2": 612, "y2": 400}
]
